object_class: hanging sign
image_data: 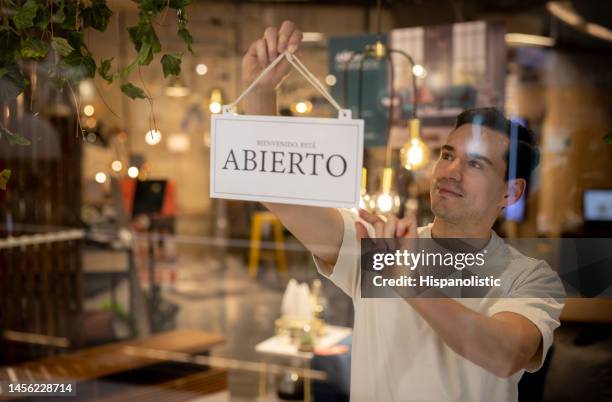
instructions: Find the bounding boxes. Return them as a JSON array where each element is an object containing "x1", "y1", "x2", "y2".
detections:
[{"x1": 210, "y1": 52, "x2": 364, "y2": 208}]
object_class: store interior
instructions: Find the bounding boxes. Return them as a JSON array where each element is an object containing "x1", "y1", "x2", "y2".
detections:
[{"x1": 1, "y1": 0, "x2": 611, "y2": 401}]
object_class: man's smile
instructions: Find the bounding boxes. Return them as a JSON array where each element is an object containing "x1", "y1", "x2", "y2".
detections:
[{"x1": 436, "y1": 184, "x2": 464, "y2": 198}]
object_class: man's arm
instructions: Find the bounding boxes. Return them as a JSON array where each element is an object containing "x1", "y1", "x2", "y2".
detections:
[
  {"x1": 408, "y1": 299, "x2": 541, "y2": 378},
  {"x1": 356, "y1": 210, "x2": 542, "y2": 378},
  {"x1": 241, "y1": 21, "x2": 344, "y2": 269}
]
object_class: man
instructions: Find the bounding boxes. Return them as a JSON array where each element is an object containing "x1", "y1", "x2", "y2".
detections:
[{"x1": 242, "y1": 21, "x2": 565, "y2": 402}]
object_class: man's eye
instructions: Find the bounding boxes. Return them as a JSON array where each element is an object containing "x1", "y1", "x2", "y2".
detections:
[
  {"x1": 441, "y1": 152, "x2": 452, "y2": 160},
  {"x1": 469, "y1": 160, "x2": 482, "y2": 169}
]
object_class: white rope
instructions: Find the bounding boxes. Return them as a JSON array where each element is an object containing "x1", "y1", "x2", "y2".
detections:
[
  {"x1": 226, "y1": 51, "x2": 343, "y2": 113},
  {"x1": 285, "y1": 52, "x2": 342, "y2": 111},
  {"x1": 227, "y1": 52, "x2": 287, "y2": 111}
]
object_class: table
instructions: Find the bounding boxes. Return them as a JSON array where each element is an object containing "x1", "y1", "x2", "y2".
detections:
[{"x1": 255, "y1": 325, "x2": 352, "y2": 402}]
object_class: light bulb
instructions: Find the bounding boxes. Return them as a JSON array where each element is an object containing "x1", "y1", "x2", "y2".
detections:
[
  {"x1": 325, "y1": 74, "x2": 337, "y2": 86},
  {"x1": 83, "y1": 104, "x2": 95, "y2": 117},
  {"x1": 145, "y1": 130, "x2": 162, "y2": 146},
  {"x1": 359, "y1": 193, "x2": 372, "y2": 211},
  {"x1": 196, "y1": 63, "x2": 208, "y2": 75},
  {"x1": 127, "y1": 166, "x2": 139, "y2": 178},
  {"x1": 400, "y1": 118, "x2": 430, "y2": 170},
  {"x1": 377, "y1": 193, "x2": 393, "y2": 213},
  {"x1": 412, "y1": 64, "x2": 426, "y2": 77},
  {"x1": 293, "y1": 100, "x2": 312, "y2": 114},
  {"x1": 209, "y1": 102, "x2": 222, "y2": 114},
  {"x1": 111, "y1": 160, "x2": 122, "y2": 172},
  {"x1": 209, "y1": 89, "x2": 223, "y2": 114},
  {"x1": 373, "y1": 168, "x2": 401, "y2": 214},
  {"x1": 95, "y1": 172, "x2": 107, "y2": 184}
]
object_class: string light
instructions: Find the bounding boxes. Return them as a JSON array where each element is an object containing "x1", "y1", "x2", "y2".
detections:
[
  {"x1": 209, "y1": 88, "x2": 223, "y2": 114},
  {"x1": 95, "y1": 172, "x2": 107, "y2": 184},
  {"x1": 196, "y1": 63, "x2": 208, "y2": 75},
  {"x1": 83, "y1": 104, "x2": 95, "y2": 116},
  {"x1": 412, "y1": 64, "x2": 426, "y2": 77},
  {"x1": 127, "y1": 166, "x2": 139, "y2": 178},
  {"x1": 373, "y1": 168, "x2": 401, "y2": 214},
  {"x1": 400, "y1": 118, "x2": 430, "y2": 170},
  {"x1": 145, "y1": 130, "x2": 162, "y2": 146}
]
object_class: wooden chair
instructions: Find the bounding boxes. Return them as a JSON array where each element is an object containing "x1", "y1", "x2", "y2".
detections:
[{"x1": 248, "y1": 211, "x2": 288, "y2": 278}]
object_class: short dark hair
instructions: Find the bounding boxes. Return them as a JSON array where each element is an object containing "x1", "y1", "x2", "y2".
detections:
[{"x1": 454, "y1": 107, "x2": 540, "y2": 184}]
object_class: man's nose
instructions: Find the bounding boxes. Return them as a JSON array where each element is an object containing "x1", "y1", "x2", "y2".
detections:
[{"x1": 443, "y1": 158, "x2": 462, "y2": 181}]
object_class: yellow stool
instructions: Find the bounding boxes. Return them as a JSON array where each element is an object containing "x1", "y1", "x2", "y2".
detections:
[{"x1": 248, "y1": 211, "x2": 288, "y2": 278}]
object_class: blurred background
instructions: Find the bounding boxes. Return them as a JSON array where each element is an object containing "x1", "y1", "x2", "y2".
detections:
[{"x1": 0, "y1": 0, "x2": 611, "y2": 401}]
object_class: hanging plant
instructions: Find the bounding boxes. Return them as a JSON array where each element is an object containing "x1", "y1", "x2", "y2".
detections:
[{"x1": 0, "y1": 0, "x2": 194, "y2": 188}]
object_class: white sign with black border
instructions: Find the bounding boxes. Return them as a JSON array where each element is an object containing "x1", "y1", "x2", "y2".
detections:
[{"x1": 210, "y1": 112, "x2": 364, "y2": 208}]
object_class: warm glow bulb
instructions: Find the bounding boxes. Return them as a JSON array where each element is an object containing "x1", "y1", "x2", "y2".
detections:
[
  {"x1": 145, "y1": 130, "x2": 162, "y2": 145},
  {"x1": 295, "y1": 102, "x2": 307, "y2": 113},
  {"x1": 209, "y1": 89, "x2": 223, "y2": 114},
  {"x1": 127, "y1": 166, "x2": 139, "y2": 178},
  {"x1": 359, "y1": 194, "x2": 372, "y2": 211},
  {"x1": 95, "y1": 172, "x2": 107, "y2": 184},
  {"x1": 325, "y1": 74, "x2": 337, "y2": 86},
  {"x1": 83, "y1": 104, "x2": 95, "y2": 117},
  {"x1": 400, "y1": 118, "x2": 430, "y2": 170},
  {"x1": 209, "y1": 102, "x2": 222, "y2": 114},
  {"x1": 376, "y1": 193, "x2": 394, "y2": 213},
  {"x1": 111, "y1": 160, "x2": 122, "y2": 172},
  {"x1": 408, "y1": 139, "x2": 425, "y2": 165},
  {"x1": 196, "y1": 63, "x2": 208, "y2": 75},
  {"x1": 412, "y1": 64, "x2": 426, "y2": 77}
]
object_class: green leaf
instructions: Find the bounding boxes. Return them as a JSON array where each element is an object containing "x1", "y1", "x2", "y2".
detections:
[
  {"x1": 59, "y1": 50, "x2": 96, "y2": 83},
  {"x1": 136, "y1": 42, "x2": 153, "y2": 66},
  {"x1": 34, "y1": 5, "x2": 50, "y2": 30},
  {"x1": 20, "y1": 38, "x2": 49, "y2": 59},
  {"x1": 161, "y1": 53, "x2": 181, "y2": 78},
  {"x1": 0, "y1": 169, "x2": 11, "y2": 191},
  {"x1": 13, "y1": 0, "x2": 39, "y2": 30},
  {"x1": 0, "y1": 27, "x2": 20, "y2": 61},
  {"x1": 0, "y1": 123, "x2": 31, "y2": 146},
  {"x1": 54, "y1": 0, "x2": 66, "y2": 24},
  {"x1": 605, "y1": 132, "x2": 612, "y2": 144},
  {"x1": 80, "y1": 0, "x2": 113, "y2": 31},
  {"x1": 120, "y1": 83, "x2": 147, "y2": 99},
  {"x1": 97, "y1": 57, "x2": 114, "y2": 83},
  {"x1": 60, "y1": 1, "x2": 77, "y2": 30},
  {"x1": 81, "y1": 53, "x2": 97, "y2": 79},
  {"x1": 0, "y1": 61, "x2": 26, "y2": 101},
  {"x1": 64, "y1": 30, "x2": 84, "y2": 52},
  {"x1": 128, "y1": 20, "x2": 161, "y2": 55},
  {"x1": 177, "y1": 26, "x2": 193, "y2": 53},
  {"x1": 51, "y1": 37, "x2": 74, "y2": 57}
]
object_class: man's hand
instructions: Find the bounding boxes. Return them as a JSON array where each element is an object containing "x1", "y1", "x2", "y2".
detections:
[
  {"x1": 354, "y1": 209, "x2": 418, "y2": 241},
  {"x1": 355, "y1": 209, "x2": 419, "y2": 297},
  {"x1": 241, "y1": 20, "x2": 303, "y2": 90}
]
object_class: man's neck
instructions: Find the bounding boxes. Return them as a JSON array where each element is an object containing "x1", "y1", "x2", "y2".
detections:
[{"x1": 431, "y1": 217, "x2": 493, "y2": 248}]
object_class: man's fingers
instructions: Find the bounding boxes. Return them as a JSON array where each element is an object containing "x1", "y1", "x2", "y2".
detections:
[
  {"x1": 358, "y1": 209, "x2": 383, "y2": 225},
  {"x1": 400, "y1": 213, "x2": 418, "y2": 238},
  {"x1": 383, "y1": 215, "x2": 398, "y2": 238},
  {"x1": 254, "y1": 39, "x2": 268, "y2": 68},
  {"x1": 355, "y1": 222, "x2": 369, "y2": 240},
  {"x1": 396, "y1": 216, "x2": 417, "y2": 237},
  {"x1": 263, "y1": 26, "x2": 278, "y2": 61},
  {"x1": 278, "y1": 20, "x2": 295, "y2": 52},
  {"x1": 287, "y1": 29, "x2": 303, "y2": 53},
  {"x1": 373, "y1": 221, "x2": 385, "y2": 239}
]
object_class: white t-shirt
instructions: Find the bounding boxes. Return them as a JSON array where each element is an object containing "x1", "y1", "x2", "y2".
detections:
[{"x1": 313, "y1": 209, "x2": 565, "y2": 402}]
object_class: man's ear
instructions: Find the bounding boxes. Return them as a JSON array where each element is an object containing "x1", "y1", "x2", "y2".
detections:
[{"x1": 500, "y1": 178, "x2": 526, "y2": 208}]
